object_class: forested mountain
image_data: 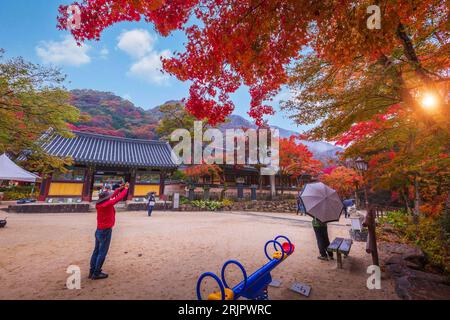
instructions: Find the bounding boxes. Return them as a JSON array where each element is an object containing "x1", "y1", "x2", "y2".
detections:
[
  {"x1": 69, "y1": 89, "x2": 158, "y2": 139},
  {"x1": 68, "y1": 89, "x2": 342, "y2": 161}
]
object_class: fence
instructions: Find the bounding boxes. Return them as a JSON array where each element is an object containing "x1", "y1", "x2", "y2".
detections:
[
  {"x1": 373, "y1": 205, "x2": 404, "y2": 219},
  {"x1": 183, "y1": 184, "x2": 299, "y2": 201}
]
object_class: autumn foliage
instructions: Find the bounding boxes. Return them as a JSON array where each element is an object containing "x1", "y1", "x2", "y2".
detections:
[
  {"x1": 57, "y1": 0, "x2": 448, "y2": 126},
  {"x1": 320, "y1": 166, "x2": 363, "y2": 198},
  {"x1": 57, "y1": 1, "x2": 449, "y2": 216},
  {"x1": 184, "y1": 163, "x2": 222, "y2": 183},
  {"x1": 279, "y1": 136, "x2": 322, "y2": 178}
]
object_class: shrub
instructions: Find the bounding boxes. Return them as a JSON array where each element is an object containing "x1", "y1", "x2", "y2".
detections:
[
  {"x1": 191, "y1": 200, "x2": 224, "y2": 211},
  {"x1": 179, "y1": 196, "x2": 190, "y2": 205},
  {"x1": 222, "y1": 198, "x2": 234, "y2": 207},
  {"x1": 404, "y1": 217, "x2": 449, "y2": 273},
  {"x1": 0, "y1": 185, "x2": 38, "y2": 200},
  {"x1": 378, "y1": 210, "x2": 409, "y2": 229},
  {"x1": 379, "y1": 210, "x2": 450, "y2": 274}
]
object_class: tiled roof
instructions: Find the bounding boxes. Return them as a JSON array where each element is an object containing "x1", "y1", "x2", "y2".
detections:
[{"x1": 38, "y1": 131, "x2": 177, "y2": 168}]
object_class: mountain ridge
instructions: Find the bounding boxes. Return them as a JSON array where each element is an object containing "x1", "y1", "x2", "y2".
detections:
[{"x1": 69, "y1": 89, "x2": 342, "y2": 162}]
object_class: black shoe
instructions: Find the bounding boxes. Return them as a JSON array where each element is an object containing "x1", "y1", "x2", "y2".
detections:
[
  {"x1": 92, "y1": 272, "x2": 108, "y2": 280},
  {"x1": 88, "y1": 272, "x2": 93, "y2": 279},
  {"x1": 317, "y1": 256, "x2": 328, "y2": 261}
]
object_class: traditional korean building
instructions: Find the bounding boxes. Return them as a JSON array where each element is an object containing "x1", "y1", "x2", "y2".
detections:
[{"x1": 36, "y1": 131, "x2": 178, "y2": 202}]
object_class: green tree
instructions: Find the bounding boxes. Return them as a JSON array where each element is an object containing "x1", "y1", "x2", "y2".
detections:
[
  {"x1": 282, "y1": 34, "x2": 449, "y2": 216},
  {"x1": 0, "y1": 50, "x2": 80, "y2": 173},
  {"x1": 155, "y1": 102, "x2": 199, "y2": 141}
]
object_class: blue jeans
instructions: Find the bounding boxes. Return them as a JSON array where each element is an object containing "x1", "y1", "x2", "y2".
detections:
[
  {"x1": 90, "y1": 228, "x2": 112, "y2": 276},
  {"x1": 147, "y1": 206, "x2": 154, "y2": 216}
]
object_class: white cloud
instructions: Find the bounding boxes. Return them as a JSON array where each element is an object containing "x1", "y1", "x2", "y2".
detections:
[
  {"x1": 36, "y1": 36, "x2": 91, "y2": 66},
  {"x1": 128, "y1": 49, "x2": 171, "y2": 85},
  {"x1": 117, "y1": 29, "x2": 171, "y2": 85},
  {"x1": 99, "y1": 48, "x2": 109, "y2": 59},
  {"x1": 117, "y1": 29, "x2": 155, "y2": 58}
]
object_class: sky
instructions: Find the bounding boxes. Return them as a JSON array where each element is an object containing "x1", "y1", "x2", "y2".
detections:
[{"x1": 0, "y1": 0, "x2": 309, "y2": 132}]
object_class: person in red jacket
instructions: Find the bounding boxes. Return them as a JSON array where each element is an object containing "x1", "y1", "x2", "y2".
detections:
[{"x1": 89, "y1": 182, "x2": 129, "y2": 280}]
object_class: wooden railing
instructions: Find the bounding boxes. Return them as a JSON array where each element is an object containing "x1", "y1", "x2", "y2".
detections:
[{"x1": 373, "y1": 205, "x2": 404, "y2": 219}]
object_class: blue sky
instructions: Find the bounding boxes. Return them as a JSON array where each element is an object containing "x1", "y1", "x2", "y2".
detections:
[{"x1": 0, "y1": 0, "x2": 308, "y2": 132}]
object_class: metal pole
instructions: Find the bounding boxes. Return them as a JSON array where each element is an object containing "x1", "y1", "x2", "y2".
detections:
[{"x1": 364, "y1": 185, "x2": 369, "y2": 210}]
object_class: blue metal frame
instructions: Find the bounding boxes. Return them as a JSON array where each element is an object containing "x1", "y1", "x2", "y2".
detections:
[{"x1": 196, "y1": 235, "x2": 294, "y2": 300}]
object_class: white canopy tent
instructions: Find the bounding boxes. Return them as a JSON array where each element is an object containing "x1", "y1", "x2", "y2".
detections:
[{"x1": 0, "y1": 154, "x2": 40, "y2": 182}]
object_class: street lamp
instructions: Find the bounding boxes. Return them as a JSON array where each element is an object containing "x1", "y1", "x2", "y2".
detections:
[
  {"x1": 355, "y1": 157, "x2": 368, "y2": 172},
  {"x1": 354, "y1": 157, "x2": 369, "y2": 209},
  {"x1": 354, "y1": 157, "x2": 379, "y2": 266}
]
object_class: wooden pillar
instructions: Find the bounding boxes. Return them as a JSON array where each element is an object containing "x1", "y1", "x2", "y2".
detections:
[
  {"x1": 336, "y1": 252, "x2": 343, "y2": 269},
  {"x1": 363, "y1": 206, "x2": 379, "y2": 266},
  {"x1": 159, "y1": 170, "x2": 166, "y2": 196},
  {"x1": 82, "y1": 166, "x2": 94, "y2": 202},
  {"x1": 127, "y1": 168, "x2": 136, "y2": 200},
  {"x1": 38, "y1": 175, "x2": 52, "y2": 201}
]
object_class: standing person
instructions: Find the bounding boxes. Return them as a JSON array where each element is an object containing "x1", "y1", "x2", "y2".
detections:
[
  {"x1": 89, "y1": 182, "x2": 129, "y2": 280},
  {"x1": 147, "y1": 192, "x2": 156, "y2": 217},
  {"x1": 296, "y1": 191, "x2": 305, "y2": 215},
  {"x1": 297, "y1": 197, "x2": 305, "y2": 215},
  {"x1": 312, "y1": 217, "x2": 333, "y2": 261},
  {"x1": 343, "y1": 199, "x2": 354, "y2": 218},
  {"x1": 112, "y1": 181, "x2": 121, "y2": 191}
]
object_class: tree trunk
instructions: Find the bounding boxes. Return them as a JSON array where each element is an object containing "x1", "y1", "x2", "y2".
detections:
[
  {"x1": 414, "y1": 175, "x2": 420, "y2": 222},
  {"x1": 401, "y1": 188, "x2": 412, "y2": 214}
]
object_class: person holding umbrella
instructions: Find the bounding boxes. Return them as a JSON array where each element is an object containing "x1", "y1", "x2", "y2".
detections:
[
  {"x1": 299, "y1": 182, "x2": 344, "y2": 261},
  {"x1": 312, "y1": 217, "x2": 333, "y2": 260}
]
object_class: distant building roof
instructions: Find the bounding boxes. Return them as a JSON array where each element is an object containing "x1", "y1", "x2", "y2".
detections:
[{"x1": 38, "y1": 131, "x2": 177, "y2": 169}]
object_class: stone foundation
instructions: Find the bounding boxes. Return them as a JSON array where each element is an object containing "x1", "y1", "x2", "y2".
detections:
[{"x1": 8, "y1": 203, "x2": 90, "y2": 213}]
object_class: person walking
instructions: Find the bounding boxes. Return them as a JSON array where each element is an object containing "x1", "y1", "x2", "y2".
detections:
[
  {"x1": 343, "y1": 198, "x2": 354, "y2": 218},
  {"x1": 147, "y1": 192, "x2": 156, "y2": 217},
  {"x1": 297, "y1": 198, "x2": 305, "y2": 215},
  {"x1": 296, "y1": 191, "x2": 305, "y2": 215},
  {"x1": 312, "y1": 217, "x2": 333, "y2": 261},
  {"x1": 89, "y1": 182, "x2": 129, "y2": 280}
]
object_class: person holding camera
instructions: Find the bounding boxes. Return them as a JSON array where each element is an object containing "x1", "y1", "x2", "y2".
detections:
[{"x1": 89, "y1": 182, "x2": 129, "y2": 280}]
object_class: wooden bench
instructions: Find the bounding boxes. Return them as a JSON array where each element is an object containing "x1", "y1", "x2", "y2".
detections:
[{"x1": 327, "y1": 237, "x2": 353, "y2": 269}]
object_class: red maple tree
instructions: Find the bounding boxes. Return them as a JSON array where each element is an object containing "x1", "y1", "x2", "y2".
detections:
[
  {"x1": 320, "y1": 166, "x2": 363, "y2": 198},
  {"x1": 57, "y1": 1, "x2": 445, "y2": 126},
  {"x1": 279, "y1": 136, "x2": 322, "y2": 178}
]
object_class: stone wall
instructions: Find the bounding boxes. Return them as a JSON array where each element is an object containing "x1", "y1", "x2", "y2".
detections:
[
  {"x1": 126, "y1": 202, "x2": 172, "y2": 211},
  {"x1": 379, "y1": 242, "x2": 450, "y2": 299},
  {"x1": 8, "y1": 203, "x2": 90, "y2": 213}
]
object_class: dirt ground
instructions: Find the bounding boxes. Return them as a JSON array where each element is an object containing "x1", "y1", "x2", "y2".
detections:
[{"x1": 0, "y1": 210, "x2": 398, "y2": 300}]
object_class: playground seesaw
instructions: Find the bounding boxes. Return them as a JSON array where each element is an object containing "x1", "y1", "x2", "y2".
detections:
[{"x1": 196, "y1": 235, "x2": 295, "y2": 300}]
